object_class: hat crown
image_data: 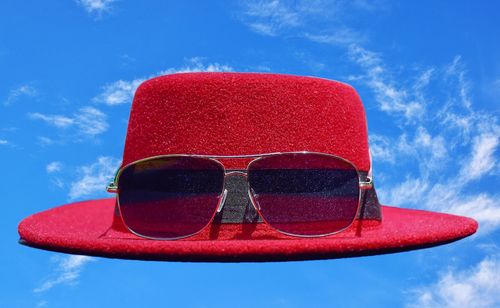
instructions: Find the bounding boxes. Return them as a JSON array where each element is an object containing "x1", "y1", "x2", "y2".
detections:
[{"x1": 123, "y1": 72, "x2": 370, "y2": 171}]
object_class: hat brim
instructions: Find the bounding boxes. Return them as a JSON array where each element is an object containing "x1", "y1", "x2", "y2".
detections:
[{"x1": 18, "y1": 198, "x2": 477, "y2": 262}]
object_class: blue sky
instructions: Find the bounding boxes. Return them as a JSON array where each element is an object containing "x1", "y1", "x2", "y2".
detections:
[{"x1": 2, "y1": 1, "x2": 500, "y2": 307}]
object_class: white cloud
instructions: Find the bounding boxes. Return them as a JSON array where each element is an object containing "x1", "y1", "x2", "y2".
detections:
[
  {"x1": 445, "y1": 56, "x2": 472, "y2": 109},
  {"x1": 370, "y1": 127, "x2": 448, "y2": 178},
  {"x1": 378, "y1": 138, "x2": 500, "y2": 235},
  {"x1": 34, "y1": 255, "x2": 94, "y2": 293},
  {"x1": 93, "y1": 78, "x2": 144, "y2": 106},
  {"x1": 4, "y1": 85, "x2": 37, "y2": 106},
  {"x1": 94, "y1": 57, "x2": 233, "y2": 105},
  {"x1": 383, "y1": 177, "x2": 430, "y2": 207},
  {"x1": 302, "y1": 29, "x2": 366, "y2": 46},
  {"x1": 412, "y1": 127, "x2": 448, "y2": 175},
  {"x1": 253, "y1": 64, "x2": 272, "y2": 72},
  {"x1": 0, "y1": 139, "x2": 8, "y2": 145},
  {"x1": 51, "y1": 177, "x2": 65, "y2": 189},
  {"x1": 329, "y1": 47, "x2": 500, "y2": 233},
  {"x1": 249, "y1": 22, "x2": 278, "y2": 36},
  {"x1": 239, "y1": 5, "x2": 500, "y2": 231},
  {"x1": 46, "y1": 161, "x2": 62, "y2": 173},
  {"x1": 29, "y1": 113, "x2": 75, "y2": 128},
  {"x1": 243, "y1": 0, "x2": 300, "y2": 36},
  {"x1": 74, "y1": 106, "x2": 108, "y2": 136},
  {"x1": 413, "y1": 68, "x2": 434, "y2": 92},
  {"x1": 37, "y1": 136, "x2": 55, "y2": 146},
  {"x1": 369, "y1": 134, "x2": 396, "y2": 163},
  {"x1": 69, "y1": 156, "x2": 120, "y2": 200},
  {"x1": 376, "y1": 161, "x2": 500, "y2": 236},
  {"x1": 414, "y1": 127, "x2": 446, "y2": 157},
  {"x1": 459, "y1": 132, "x2": 499, "y2": 183},
  {"x1": 348, "y1": 45, "x2": 426, "y2": 120},
  {"x1": 452, "y1": 196, "x2": 500, "y2": 234},
  {"x1": 29, "y1": 106, "x2": 108, "y2": 138},
  {"x1": 240, "y1": 0, "x2": 375, "y2": 40},
  {"x1": 76, "y1": 0, "x2": 115, "y2": 15},
  {"x1": 158, "y1": 57, "x2": 233, "y2": 75},
  {"x1": 407, "y1": 256, "x2": 500, "y2": 308},
  {"x1": 429, "y1": 191, "x2": 500, "y2": 235},
  {"x1": 348, "y1": 54, "x2": 500, "y2": 234}
]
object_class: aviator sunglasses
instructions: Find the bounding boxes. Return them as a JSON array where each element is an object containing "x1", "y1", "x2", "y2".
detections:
[{"x1": 107, "y1": 152, "x2": 373, "y2": 240}]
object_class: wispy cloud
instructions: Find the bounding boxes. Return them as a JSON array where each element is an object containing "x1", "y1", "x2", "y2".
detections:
[
  {"x1": 240, "y1": 0, "x2": 374, "y2": 40},
  {"x1": 158, "y1": 57, "x2": 233, "y2": 75},
  {"x1": 370, "y1": 127, "x2": 448, "y2": 176},
  {"x1": 459, "y1": 132, "x2": 499, "y2": 183},
  {"x1": 357, "y1": 56, "x2": 500, "y2": 234},
  {"x1": 293, "y1": 51, "x2": 326, "y2": 71},
  {"x1": 302, "y1": 29, "x2": 366, "y2": 47},
  {"x1": 28, "y1": 106, "x2": 108, "y2": 140},
  {"x1": 69, "y1": 156, "x2": 120, "y2": 200},
  {"x1": 76, "y1": 0, "x2": 115, "y2": 16},
  {"x1": 36, "y1": 300, "x2": 48, "y2": 307},
  {"x1": 93, "y1": 79, "x2": 143, "y2": 106},
  {"x1": 407, "y1": 256, "x2": 500, "y2": 308},
  {"x1": 369, "y1": 134, "x2": 396, "y2": 164},
  {"x1": 237, "y1": 1, "x2": 500, "y2": 234},
  {"x1": 347, "y1": 45, "x2": 426, "y2": 121},
  {"x1": 381, "y1": 177, "x2": 430, "y2": 208},
  {"x1": 240, "y1": 1, "x2": 428, "y2": 120},
  {"x1": 29, "y1": 113, "x2": 74, "y2": 128},
  {"x1": 93, "y1": 57, "x2": 233, "y2": 106},
  {"x1": 46, "y1": 161, "x2": 62, "y2": 173},
  {"x1": 0, "y1": 139, "x2": 8, "y2": 145},
  {"x1": 4, "y1": 85, "x2": 37, "y2": 106},
  {"x1": 238, "y1": 3, "x2": 427, "y2": 121},
  {"x1": 36, "y1": 136, "x2": 55, "y2": 146},
  {"x1": 34, "y1": 255, "x2": 94, "y2": 293},
  {"x1": 73, "y1": 106, "x2": 109, "y2": 136},
  {"x1": 445, "y1": 56, "x2": 472, "y2": 109},
  {"x1": 46, "y1": 161, "x2": 65, "y2": 189},
  {"x1": 243, "y1": 0, "x2": 300, "y2": 36}
]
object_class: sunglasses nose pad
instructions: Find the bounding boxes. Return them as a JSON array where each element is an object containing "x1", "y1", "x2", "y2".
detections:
[
  {"x1": 248, "y1": 187, "x2": 261, "y2": 211},
  {"x1": 216, "y1": 189, "x2": 228, "y2": 213}
]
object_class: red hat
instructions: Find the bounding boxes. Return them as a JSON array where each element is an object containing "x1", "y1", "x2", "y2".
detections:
[{"x1": 18, "y1": 73, "x2": 478, "y2": 262}]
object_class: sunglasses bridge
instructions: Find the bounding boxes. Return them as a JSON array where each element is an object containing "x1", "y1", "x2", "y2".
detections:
[{"x1": 216, "y1": 170, "x2": 255, "y2": 214}]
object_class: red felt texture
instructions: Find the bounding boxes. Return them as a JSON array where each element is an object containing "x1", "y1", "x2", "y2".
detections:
[
  {"x1": 18, "y1": 199, "x2": 477, "y2": 262},
  {"x1": 18, "y1": 73, "x2": 479, "y2": 261},
  {"x1": 123, "y1": 73, "x2": 370, "y2": 171}
]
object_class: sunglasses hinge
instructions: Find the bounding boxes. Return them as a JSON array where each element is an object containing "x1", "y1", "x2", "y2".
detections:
[
  {"x1": 359, "y1": 177, "x2": 373, "y2": 190},
  {"x1": 106, "y1": 182, "x2": 118, "y2": 193}
]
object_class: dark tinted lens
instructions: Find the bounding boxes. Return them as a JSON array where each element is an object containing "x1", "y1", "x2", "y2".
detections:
[
  {"x1": 248, "y1": 153, "x2": 360, "y2": 236},
  {"x1": 118, "y1": 156, "x2": 224, "y2": 239}
]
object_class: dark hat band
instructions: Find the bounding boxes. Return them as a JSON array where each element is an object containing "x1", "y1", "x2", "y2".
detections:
[
  {"x1": 213, "y1": 171, "x2": 381, "y2": 224},
  {"x1": 112, "y1": 170, "x2": 381, "y2": 224}
]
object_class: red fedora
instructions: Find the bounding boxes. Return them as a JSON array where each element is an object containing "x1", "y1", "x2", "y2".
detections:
[{"x1": 18, "y1": 73, "x2": 478, "y2": 262}]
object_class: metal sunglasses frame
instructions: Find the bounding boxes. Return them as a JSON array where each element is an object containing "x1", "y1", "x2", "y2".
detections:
[{"x1": 106, "y1": 151, "x2": 373, "y2": 240}]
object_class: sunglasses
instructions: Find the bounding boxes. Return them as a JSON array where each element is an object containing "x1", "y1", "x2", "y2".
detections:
[{"x1": 106, "y1": 152, "x2": 373, "y2": 240}]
